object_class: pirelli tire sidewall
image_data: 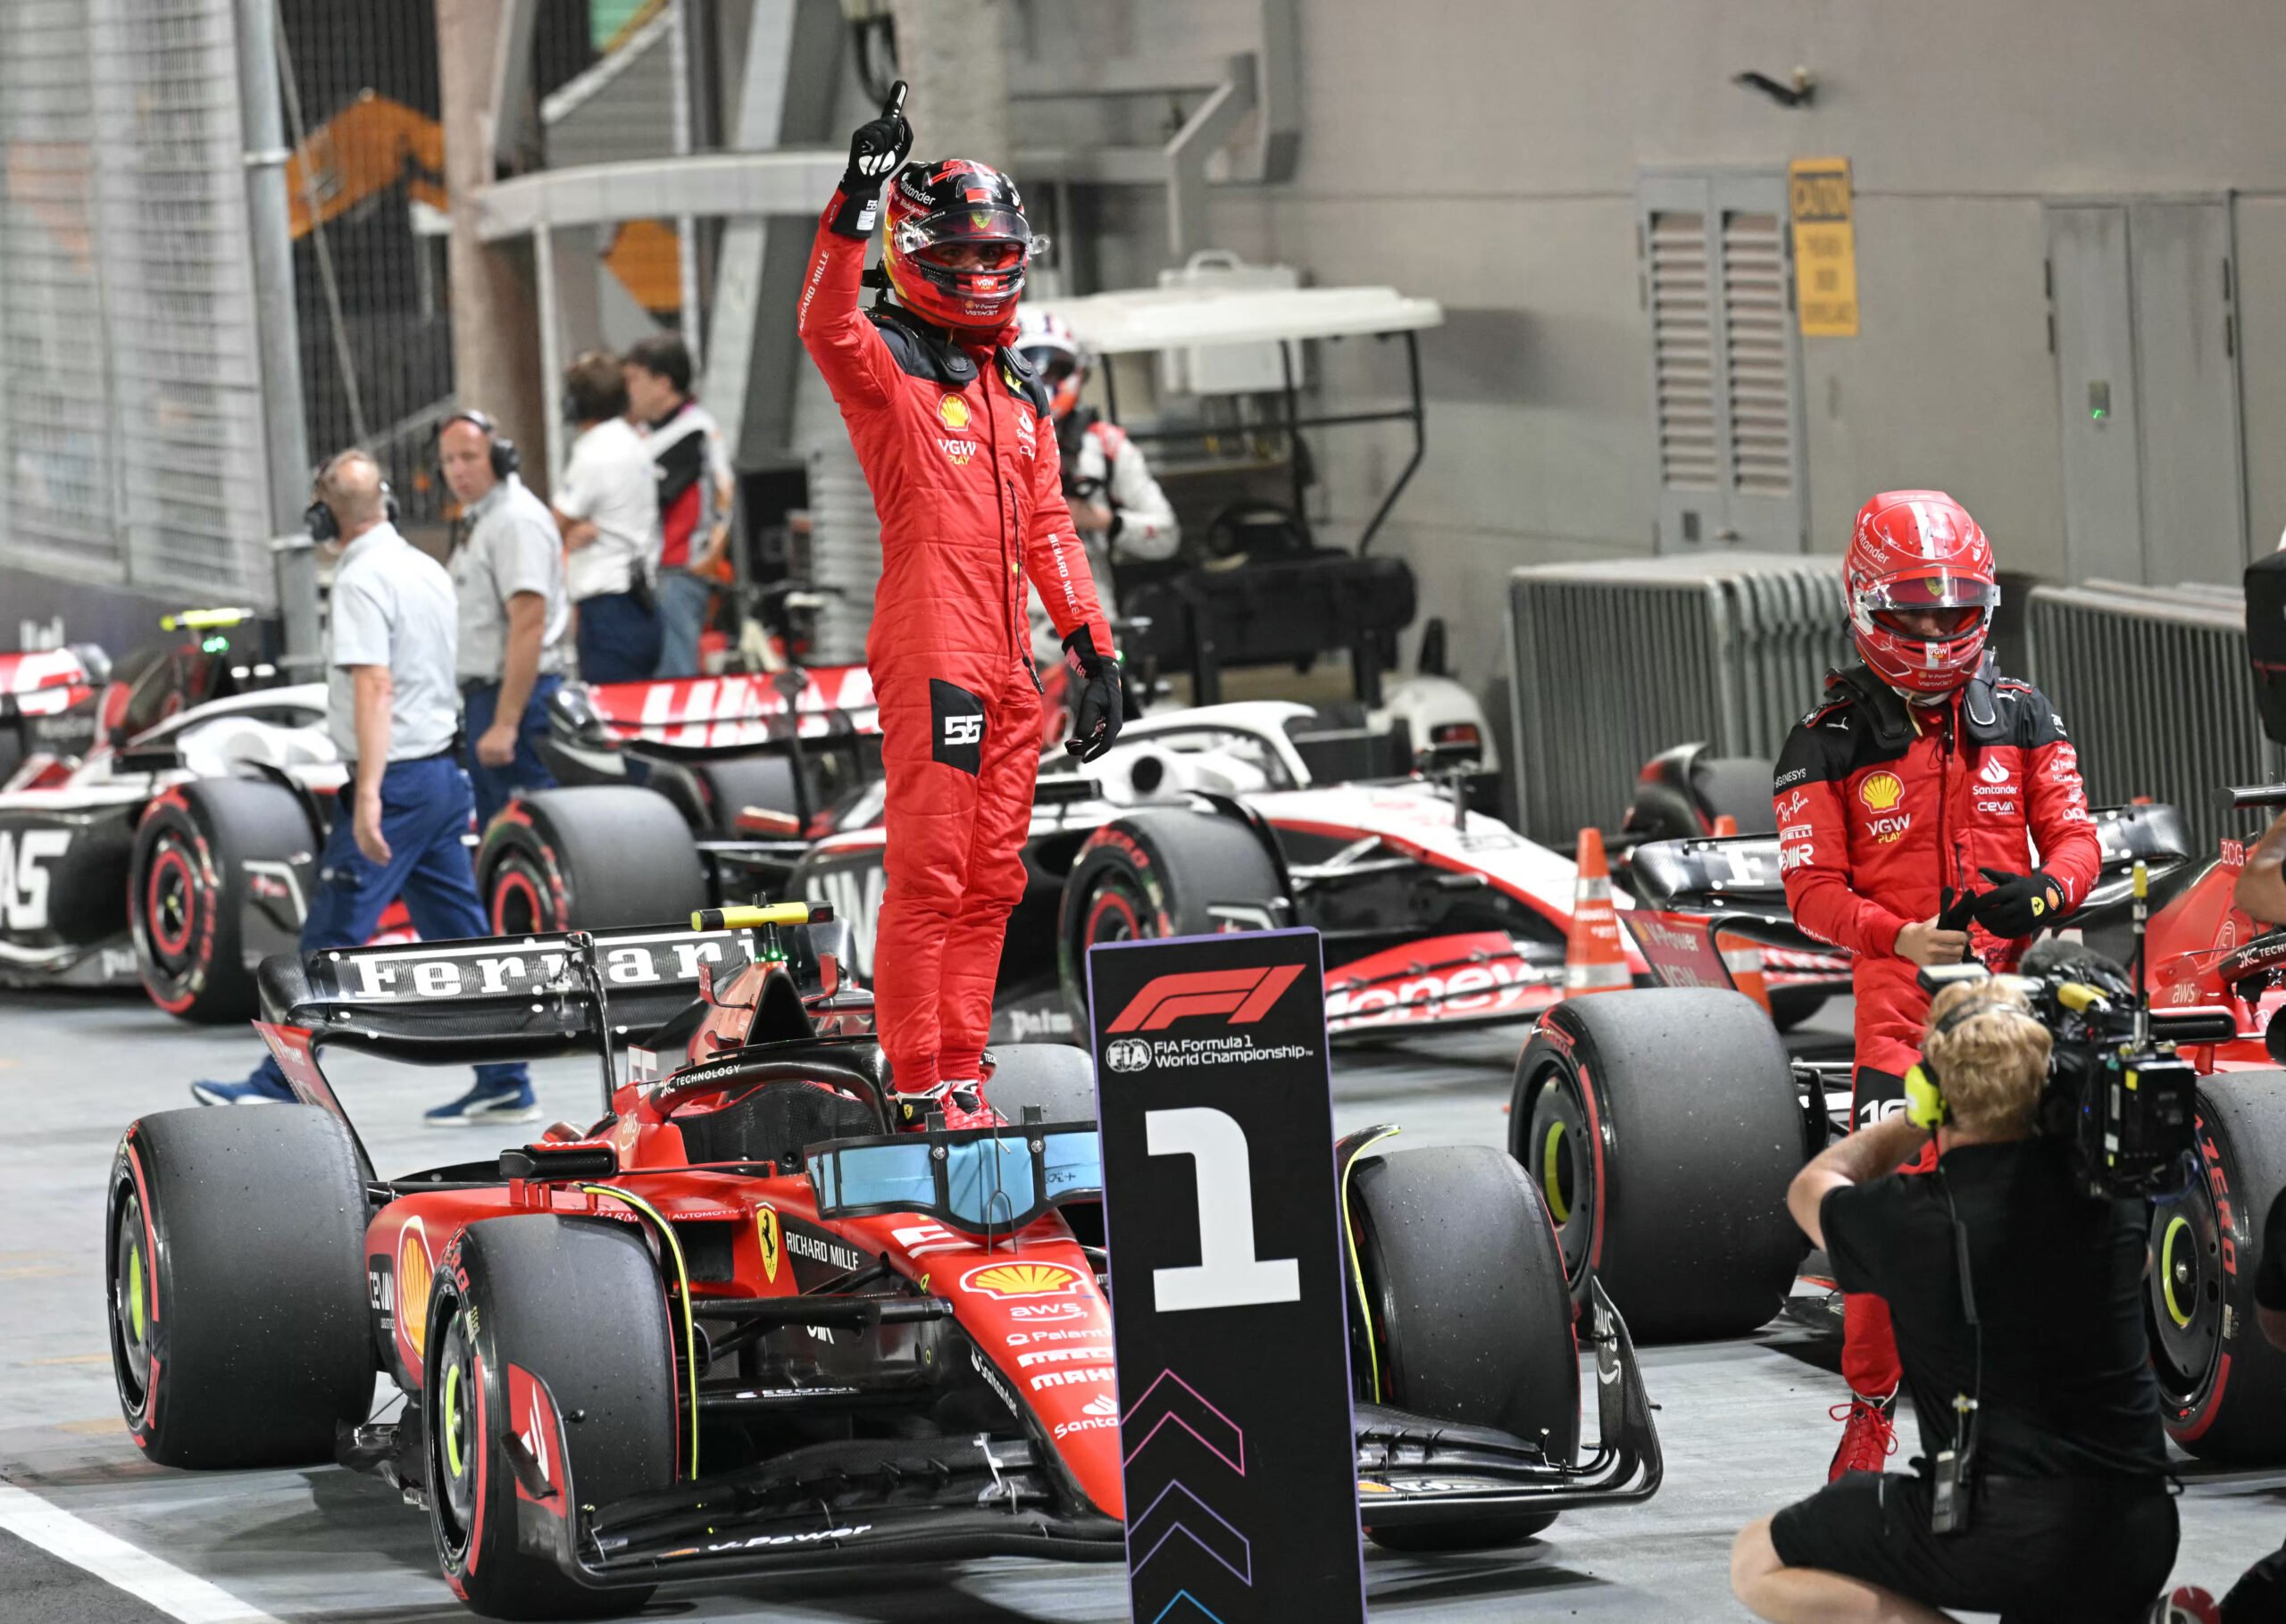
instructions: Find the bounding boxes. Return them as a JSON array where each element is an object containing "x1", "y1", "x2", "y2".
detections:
[
  {"x1": 129, "y1": 776, "x2": 318, "y2": 1023},
  {"x1": 1508, "y1": 987, "x2": 1805, "y2": 1343},
  {"x1": 1056, "y1": 808, "x2": 1287, "y2": 1021},
  {"x1": 106, "y1": 1105, "x2": 371, "y2": 1469},
  {"x1": 477, "y1": 787, "x2": 706, "y2": 935},
  {"x1": 423, "y1": 1215, "x2": 674, "y2": 1620},
  {"x1": 2154, "y1": 1072, "x2": 2286, "y2": 1462}
]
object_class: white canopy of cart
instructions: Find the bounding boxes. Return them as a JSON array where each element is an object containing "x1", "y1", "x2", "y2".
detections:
[{"x1": 1028, "y1": 284, "x2": 1443, "y2": 354}]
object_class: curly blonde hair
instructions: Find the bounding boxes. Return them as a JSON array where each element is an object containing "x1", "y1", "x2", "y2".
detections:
[{"x1": 1921, "y1": 979, "x2": 2051, "y2": 1137}]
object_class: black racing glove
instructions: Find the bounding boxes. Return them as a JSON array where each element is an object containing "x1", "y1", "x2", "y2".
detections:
[
  {"x1": 1063, "y1": 626, "x2": 1124, "y2": 762},
  {"x1": 1973, "y1": 866, "x2": 2067, "y2": 938},
  {"x1": 830, "y1": 81, "x2": 912, "y2": 237},
  {"x1": 1936, "y1": 885, "x2": 1981, "y2": 936}
]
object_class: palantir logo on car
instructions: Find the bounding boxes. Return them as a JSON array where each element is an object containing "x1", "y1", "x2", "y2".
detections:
[{"x1": 1105, "y1": 1037, "x2": 1152, "y2": 1073}]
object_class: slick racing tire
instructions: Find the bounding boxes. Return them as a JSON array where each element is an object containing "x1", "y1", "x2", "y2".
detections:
[
  {"x1": 107, "y1": 1106, "x2": 371, "y2": 1468},
  {"x1": 2152, "y1": 1070, "x2": 2286, "y2": 1462},
  {"x1": 981, "y1": 1041, "x2": 1097, "y2": 1126},
  {"x1": 478, "y1": 787, "x2": 705, "y2": 934},
  {"x1": 130, "y1": 776, "x2": 316, "y2": 1022},
  {"x1": 1511, "y1": 988, "x2": 1805, "y2": 1343},
  {"x1": 1349, "y1": 1144, "x2": 1576, "y2": 1552},
  {"x1": 1058, "y1": 808, "x2": 1285, "y2": 1021},
  {"x1": 424, "y1": 1216, "x2": 675, "y2": 1620}
]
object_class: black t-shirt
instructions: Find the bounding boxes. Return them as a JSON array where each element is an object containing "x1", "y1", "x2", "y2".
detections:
[{"x1": 1821, "y1": 1137, "x2": 2166, "y2": 1479}]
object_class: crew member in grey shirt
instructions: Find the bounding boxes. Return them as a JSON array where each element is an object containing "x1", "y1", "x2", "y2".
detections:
[
  {"x1": 440, "y1": 409, "x2": 570, "y2": 829},
  {"x1": 193, "y1": 450, "x2": 538, "y2": 1125}
]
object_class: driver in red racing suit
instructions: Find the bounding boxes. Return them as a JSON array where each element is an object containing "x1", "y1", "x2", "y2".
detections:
[
  {"x1": 800, "y1": 87, "x2": 1121, "y2": 1124},
  {"x1": 1773, "y1": 490, "x2": 2100, "y2": 1480}
]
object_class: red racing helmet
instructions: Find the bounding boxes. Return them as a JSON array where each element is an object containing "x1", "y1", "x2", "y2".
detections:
[
  {"x1": 881, "y1": 158, "x2": 1042, "y2": 334},
  {"x1": 1844, "y1": 490, "x2": 1999, "y2": 697}
]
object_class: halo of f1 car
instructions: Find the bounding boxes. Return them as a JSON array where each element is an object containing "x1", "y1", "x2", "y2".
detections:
[{"x1": 106, "y1": 901, "x2": 1660, "y2": 1618}]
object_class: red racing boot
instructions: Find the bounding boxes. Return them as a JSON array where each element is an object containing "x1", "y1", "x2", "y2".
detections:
[
  {"x1": 1827, "y1": 1391, "x2": 1898, "y2": 1480},
  {"x1": 893, "y1": 1080, "x2": 1003, "y2": 1133}
]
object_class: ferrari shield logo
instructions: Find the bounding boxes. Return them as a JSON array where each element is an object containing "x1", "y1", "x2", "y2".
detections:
[{"x1": 755, "y1": 1206, "x2": 784, "y2": 1286}]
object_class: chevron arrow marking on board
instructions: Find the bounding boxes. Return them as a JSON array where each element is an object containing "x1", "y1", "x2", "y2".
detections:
[
  {"x1": 1122, "y1": 1368, "x2": 1245, "y2": 1474},
  {"x1": 1128, "y1": 1479, "x2": 1254, "y2": 1586},
  {"x1": 1147, "y1": 1590, "x2": 1232, "y2": 1624}
]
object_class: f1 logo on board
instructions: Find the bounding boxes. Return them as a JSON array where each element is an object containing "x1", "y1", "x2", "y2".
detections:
[{"x1": 1107, "y1": 965, "x2": 1305, "y2": 1032}]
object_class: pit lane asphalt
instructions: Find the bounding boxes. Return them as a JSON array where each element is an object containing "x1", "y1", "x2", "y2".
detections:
[{"x1": 4, "y1": 989, "x2": 2281, "y2": 1622}]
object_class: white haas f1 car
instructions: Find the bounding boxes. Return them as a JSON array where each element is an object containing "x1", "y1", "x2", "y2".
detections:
[
  {"x1": 789, "y1": 699, "x2": 1636, "y2": 1042},
  {"x1": 0, "y1": 623, "x2": 346, "y2": 1020}
]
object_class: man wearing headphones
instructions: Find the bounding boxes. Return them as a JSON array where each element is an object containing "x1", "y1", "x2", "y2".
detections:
[
  {"x1": 1732, "y1": 979, "x2": 2176, "y2": 1623},
  {"x1": 440, "y1": 410, "x2": 569, "y2": 830},
  {"x1": 191, "y1": 451, "x2": 538, "y2": 1125}
]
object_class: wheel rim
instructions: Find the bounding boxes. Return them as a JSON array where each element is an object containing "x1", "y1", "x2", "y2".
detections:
[
  {"x1": 430, "y1": 1305, "x2": 480, "y2": 1554},
  {"x1": 2147, "y1": 1182, "x2": 2224, "y2": 1405},
  {"x1": 143, "y1": 837, "x2": 202, "y2": 968},
  {"x1": 1083, "y1": 877, "x2": 1150, "y2": 946},
  {"x1": 1525, "y1": 1065, "x2": 1595, "y2": 1288},
  {"x1": 111, "y1": 1188, "x2": 153, "y2": 1414},
  {"x1": 488, "y1": 857, "x2": 547, "y2": 935}
]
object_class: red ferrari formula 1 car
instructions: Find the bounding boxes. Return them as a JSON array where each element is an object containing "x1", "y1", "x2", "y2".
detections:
[{"x1": 106, "y1": 904, "x2": 1660, "y2": 1617}]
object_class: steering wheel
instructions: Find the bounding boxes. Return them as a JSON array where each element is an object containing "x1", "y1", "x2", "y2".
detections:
[{"x1": 1200, "y1": 501, "x2": 1314, "y2": 563}]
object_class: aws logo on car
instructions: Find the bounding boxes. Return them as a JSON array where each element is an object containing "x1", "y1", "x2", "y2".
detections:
[{"x1": 1857, "y1": 771, "x2": 1911, "y2": 844}]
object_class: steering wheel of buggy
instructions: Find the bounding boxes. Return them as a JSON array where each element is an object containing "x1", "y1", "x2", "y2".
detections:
[{"x1": 1200, "y1": 500, "x2": 1314, "y2": 562}]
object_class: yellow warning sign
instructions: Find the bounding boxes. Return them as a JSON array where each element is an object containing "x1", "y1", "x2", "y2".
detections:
[{"x1": 1789, "y1": 157, "x2": 1859, "y2": 337}]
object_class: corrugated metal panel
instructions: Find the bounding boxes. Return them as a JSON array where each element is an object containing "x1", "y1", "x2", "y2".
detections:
[
  {"x1": 0, "y1": 0, "x2": 272, "y2": 603},
  {"x1": 2025, "y1": 582, "x2": 2281, "y2": 855},
  {"x1": 1647, "y1": 210, "x2": 1717, "y2": 493},
  {"x1": 1506, "y1": 554, "x2": 1849, "y2": 842},
  {"x1": 1722, "y1": 210, "x2": 1792, "y2": 498}
]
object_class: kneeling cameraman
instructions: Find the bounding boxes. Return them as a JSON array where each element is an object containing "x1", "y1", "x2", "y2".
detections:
[{"x1": 1733, "y1": 977, "x2": 2176, "y2": 1623}]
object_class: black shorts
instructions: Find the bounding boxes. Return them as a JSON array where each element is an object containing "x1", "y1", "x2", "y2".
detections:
[{"x1": 1769, "y1": 1470, "x2": 2177, "y2": 1624}]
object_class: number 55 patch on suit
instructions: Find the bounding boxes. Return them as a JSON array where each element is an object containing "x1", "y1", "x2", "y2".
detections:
[{"x1": 930, "y1": 679, "x2": 985, "y2": 773}]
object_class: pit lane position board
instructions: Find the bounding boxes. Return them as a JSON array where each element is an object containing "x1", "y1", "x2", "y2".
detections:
[{"x1": 1087, "y1": 928, "x2": 1366, "y2": 1624}]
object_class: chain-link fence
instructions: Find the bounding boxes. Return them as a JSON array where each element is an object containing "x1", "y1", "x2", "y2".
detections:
[{"x1": 0, "y1": 0, "x2": 274, "y2": 605}]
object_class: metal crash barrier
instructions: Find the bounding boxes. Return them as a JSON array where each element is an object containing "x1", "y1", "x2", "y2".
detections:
[
  {"x1": 2024, "y1": 582, "x2": 2282, "y2": 856},
  {"x1": 1506, "y1": 554, "x2": 1848, "y2": 845}
]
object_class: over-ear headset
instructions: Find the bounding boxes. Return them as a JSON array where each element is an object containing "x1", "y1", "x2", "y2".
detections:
[
  {"x1": 437, "y1": 408, "x2": 521, "y2": 480},
  {"x1": 1903, "y1": 986, "x2": 2044, "y2": 1128},
  {"x1": 303, "y1": 452, "x2": 401, "y2": 543}
]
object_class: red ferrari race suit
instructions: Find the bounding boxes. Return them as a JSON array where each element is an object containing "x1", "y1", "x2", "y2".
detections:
[
  {"x1": 799, "y1": 192, "x2": 1112, "y2": 1095},
  {"x1": 1773, "y1": 663, "x2": 2101, "y2": 1395}
]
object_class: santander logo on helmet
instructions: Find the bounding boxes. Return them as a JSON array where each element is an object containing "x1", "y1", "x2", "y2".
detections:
[{"x1": 1844, "y1": 489, "x2": 1998, "y2": 699}]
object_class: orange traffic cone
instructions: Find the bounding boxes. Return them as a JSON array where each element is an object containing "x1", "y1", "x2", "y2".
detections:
[
  {"x1": 1564, "y1": 827, "x2": 1631, "y2": 996},
  {"x1": 1712, "y1": 813, "x2": 1738, "y2": 837},
  {"x1": 1714, "y1": 926, "x2": 1773, "y2": 1013}
]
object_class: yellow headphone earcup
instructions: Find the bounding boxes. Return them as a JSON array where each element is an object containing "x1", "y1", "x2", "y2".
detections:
[{"x1": 1904, "y1": 1063, "x2": 1948, "y2": 1129}]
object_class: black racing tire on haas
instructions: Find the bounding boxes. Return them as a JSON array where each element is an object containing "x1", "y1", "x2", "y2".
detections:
[
  {"x1": 981, "y1": 1041, "x2": 1098, "y2": 1126},
  {"x1": 1057, "y1": 808, "x2": 1286, "y2": 1020},
  {"x1": 478, "y1": 786, "x2": 706, "y2": 934},
  {"x1": 1511, "y1": 987, "x2": 1806, "y2": 1343},
  {"x1": 2151, "y1": 1070, "x2": 2286, "y2": 1462},
  {"x1": 1349, "y1": 1144, "x2": 1578, "y2": 1552},
  {"x1": 424, "y1": 1216, "x2": 677, "y2": 1620},
  {"x1": 130, "y1": 775, "x2": 318, "y2": 1022},
  {"x1": 106, "y1": 1105, "x2": 371, "y2": 1468}
]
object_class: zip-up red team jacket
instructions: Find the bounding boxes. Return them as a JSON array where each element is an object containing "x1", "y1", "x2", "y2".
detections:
[
  {"x1": 1773, "y1": 666, "x2": 2102, "y2": 1078},
  {"x1": 798, "y1": 189, "x2": 1112, "y2": 1094}
]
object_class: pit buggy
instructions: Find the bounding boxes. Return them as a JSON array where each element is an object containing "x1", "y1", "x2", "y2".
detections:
[{"x1": 107, "y1": 903, "x2": 1660, "y2": 1617}]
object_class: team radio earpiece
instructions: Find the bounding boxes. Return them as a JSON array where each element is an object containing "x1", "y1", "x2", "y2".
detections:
[
  {"x1": 1903, "y1": 987, "x2": 2047, "y2": 1128},
  {"x1": 437, "y1": 409, "x2": 521, "y2": 481},
  {"x1": 302, "y1": 452, "x2": 401, "y2": 544}
]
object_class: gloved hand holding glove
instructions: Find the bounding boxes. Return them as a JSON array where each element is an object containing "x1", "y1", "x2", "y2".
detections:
[
  {"x1": 1973, "y1": 866, "x2": 2067, "y2": 938},
  {"x1": 830, "y1": 81, "x2": 913, "y2": 237},
  {"x1": 1063, "y1": 626, "x2": 1124, "y2": 762}
]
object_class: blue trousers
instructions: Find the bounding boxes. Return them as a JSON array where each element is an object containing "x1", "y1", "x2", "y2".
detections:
[
  {"x1": 576, "y1": 589, "x2": 662, "y2": 684},
  {"x1": 463, "y1": 672, "x2": 561, "y2": 830},
  {"x1": 653, "y1": 570, "x2": 713, "y2": 679},
  {"x1": 242, "y1": 754, "x2": 529, "y2": 1099}
]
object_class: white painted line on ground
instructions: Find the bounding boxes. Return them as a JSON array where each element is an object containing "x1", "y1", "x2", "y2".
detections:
[{"x1": 0, "y1": 1482, "x2": 284, "y2": 1624}]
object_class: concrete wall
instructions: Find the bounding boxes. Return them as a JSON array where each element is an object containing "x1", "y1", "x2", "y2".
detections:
[{"x1": 1012, "y1": 0, "x2": 2286, "y2": 690}]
